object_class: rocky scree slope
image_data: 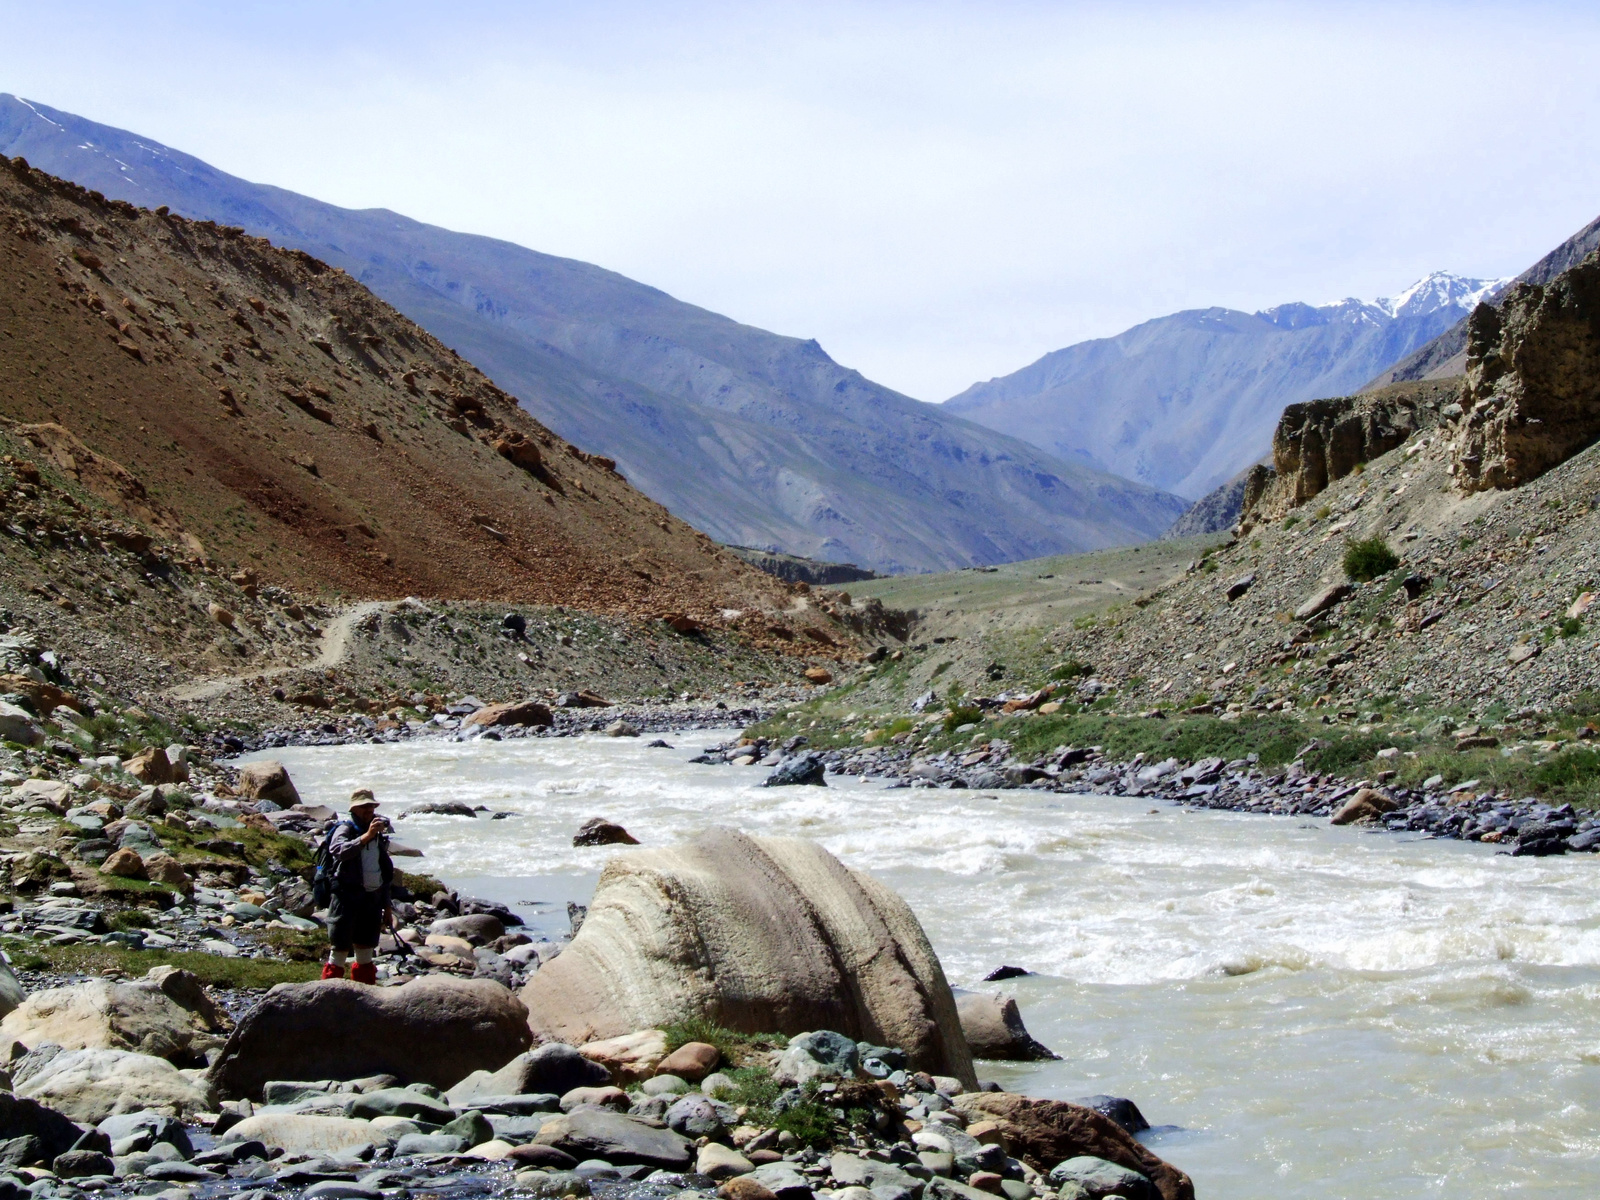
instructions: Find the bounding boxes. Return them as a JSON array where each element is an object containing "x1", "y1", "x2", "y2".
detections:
[
  {"x1": 0, "y1": 154, "x2": 843, "y2": 642},
  {"x1": 0, "y1": 95, "x2": 1186, "y2": 574},
  {"x1": 946, "y1": 273, "x2": 1498, "y2": 499},
  {"x1": 1047, "y1": 251, "x2": 1600, "y2": 724}
]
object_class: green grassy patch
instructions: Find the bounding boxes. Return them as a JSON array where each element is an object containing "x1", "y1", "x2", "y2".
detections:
[
  {"x1": 1, "y1": 937, "x2": 321, "y2": 986},
  {"x1": 659, "y1": 1018, "x2": 785, "y2": 1066}
]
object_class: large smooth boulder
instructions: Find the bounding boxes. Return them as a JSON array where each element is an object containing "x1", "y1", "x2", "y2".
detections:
[
  {"x1": 519, "y1": 828, "x2": 974, "y2": 1085},
  {"x1": 208, "y1": 976, "x2": 532, "y2": 1099},
  {"x1": 12, "y1": 1048, "x2": 216, "y2": 1122},
  {"x1": 0, "y1": 978, "x2": 222, "y2": 1064},
  {"x1": 448, "y1": 1042, "x2": 609, "y2": 1106},
  {"x1": 952, "y1": 1093, "x2": 1193, "y2": 1200},
  {"x1": 235, "y1": 761, "x2": 300, "y2": 805},
  {"x1": 532, "y1": 1108, "x2": 693, "y2": 1169},
  {"x1": 954, "y1": 993, "x2": 1059, "y2": 1061},
  {"x1": 218, "y1": 1113, "x2": 391, "y2": 1157},
  {"x1": 464, "y1": 700, "x2": 554, "y2": 729}
]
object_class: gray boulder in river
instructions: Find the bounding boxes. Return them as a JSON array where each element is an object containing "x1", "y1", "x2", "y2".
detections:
[{"x1": 519, "y1": 827, "x2": 976, "y2": 1086}]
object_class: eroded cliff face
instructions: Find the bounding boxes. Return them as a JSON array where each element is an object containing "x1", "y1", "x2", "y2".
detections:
[
  {"x1": 1453, "y1": 251, "x2": 1600, "y2": 491},
  {"x1": 1240, "y1": 379, "x2": 1460, "y2": 528}
]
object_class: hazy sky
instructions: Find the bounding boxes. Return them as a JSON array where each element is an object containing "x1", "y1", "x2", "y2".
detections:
[{"x1": 5, "y1": 1, "x2": 1600, "y2": 401}]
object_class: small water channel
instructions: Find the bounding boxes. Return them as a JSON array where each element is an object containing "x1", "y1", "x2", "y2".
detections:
[{"x1": 246, "y1": 731, "x2": 1600, "y2": 1199}]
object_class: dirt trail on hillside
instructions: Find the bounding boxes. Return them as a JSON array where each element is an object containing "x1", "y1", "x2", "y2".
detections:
[{"x1": 166, "y1": 600, "x2": 395, "y2": 702}]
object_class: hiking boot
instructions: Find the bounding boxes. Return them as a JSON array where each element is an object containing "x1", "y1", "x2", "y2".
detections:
[
  {"x1": 320, "y1": 962, "x2": 345, "y2": 980},
  {"x1": 350, "y1": 962, "x2": 378, "y2": 985}
]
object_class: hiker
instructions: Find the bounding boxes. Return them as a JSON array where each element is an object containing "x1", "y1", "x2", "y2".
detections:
[{"x1": 321, "y1": 788, "x2": 394, "y2": 983}]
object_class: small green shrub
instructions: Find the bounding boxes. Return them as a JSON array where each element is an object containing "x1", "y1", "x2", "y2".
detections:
[
  {"x1": 1050, "y1": 660, "x2": 1094, "y2": 681},
  {"x1": 1283, "y1": 515, "x2": 1301, "y2": 529},
  {"x1": 1560, "y1": 617, "x2": 1584, "y2": 639},
  {"x1": 1315, "y1": 505, "x2": 1332, "y2": 521},
  {"x1": 1344, "y1": 537, "x2": 1400, "y2": 582},
  {"x1": 944, "y1": 705, "x2": 982, "y2": 733}
]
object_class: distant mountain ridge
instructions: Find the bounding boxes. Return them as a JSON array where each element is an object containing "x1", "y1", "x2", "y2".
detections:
[
  {"x1": 944, "y1": 272, "x2": 1502, "y2": 499},
  {"x1": 1365, "y1": 212, "x2": 1600, "y2": 389},
  {"x1": 0, "y1": 94, "x2": 1186, "y2": 574}
]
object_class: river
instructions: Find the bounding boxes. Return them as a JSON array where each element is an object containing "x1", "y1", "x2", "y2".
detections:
[{"x1": 247, "y1": 731, "x2": 1600, "y2": 1198}]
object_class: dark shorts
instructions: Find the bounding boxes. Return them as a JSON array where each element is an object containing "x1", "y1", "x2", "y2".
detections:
[{"x1": 328, "y1": 888, "x2": 384, "y2": 950}]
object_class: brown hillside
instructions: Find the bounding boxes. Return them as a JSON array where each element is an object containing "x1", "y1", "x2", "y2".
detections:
[{"x1": 0, "y1": 154, "x2": 797, "y2": 629}]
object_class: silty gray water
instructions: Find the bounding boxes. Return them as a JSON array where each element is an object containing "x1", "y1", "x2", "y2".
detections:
[{"x1": 250, "y1": 732, "x2": 1600, "y2": 1198}]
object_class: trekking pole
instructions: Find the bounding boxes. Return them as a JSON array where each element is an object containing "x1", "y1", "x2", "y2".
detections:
[{"x1": 386, "y1": 907, "x2": 415, "y2": 958}]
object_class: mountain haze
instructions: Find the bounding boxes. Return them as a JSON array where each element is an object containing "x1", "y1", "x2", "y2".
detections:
[
  {"x1": 0, "y1": 95, "x2": 1185, "y2": 574},
  {"x1": 944, "y1": 275, "x2": 1502, "y2": 499}
]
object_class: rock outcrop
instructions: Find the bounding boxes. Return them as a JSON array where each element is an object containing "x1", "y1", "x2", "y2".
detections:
[
  {"x1": 1453, "y1": 251, "x2": 1600, "y2": 491},
  {"x1": 954, "y1": 993, "x2": 1058, "y2": 1061},
  {"x1": 1245, "y1": 379, "x2": 1459, "y2": 523},
  {"x1": 953, "y1": 1092, "x2": 1194, "y2": 1200},
  {"x1": 207, "y1": 976, "x2": 532, "y2": 1099},
  {"x1": 519, "y1": 828, "x2": 975, "y2": 1086}
]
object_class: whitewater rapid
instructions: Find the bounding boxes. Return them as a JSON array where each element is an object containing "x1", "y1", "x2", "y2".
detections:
[{"x1": 247, "y1": 731, "x2": 1600, "y2": 1199}]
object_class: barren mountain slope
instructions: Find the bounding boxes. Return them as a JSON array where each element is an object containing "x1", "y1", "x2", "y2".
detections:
[
  {"x1": 945, "y1": 276, "x2": 1495, "y2": 498},
  {"x1": 0, "y1": 96, "x2": 1186, "y2": 574},
  {"x1": 0, "y1": 154, "x2": 803, "y2": 631}
]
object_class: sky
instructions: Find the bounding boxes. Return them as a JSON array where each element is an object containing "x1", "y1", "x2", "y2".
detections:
[{"x1": 3, "y1": 1, "x2": 1600, "y2": 402}]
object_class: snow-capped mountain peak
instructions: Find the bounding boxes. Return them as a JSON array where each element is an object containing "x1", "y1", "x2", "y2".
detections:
[{"x1": 1375, "y1": 271, "x2": 1509, "y2": 319}]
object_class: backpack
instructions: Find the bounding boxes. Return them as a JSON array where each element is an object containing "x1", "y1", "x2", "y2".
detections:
[{"x1": 311, "y1": 820, "x2": 353, "y2": 909}]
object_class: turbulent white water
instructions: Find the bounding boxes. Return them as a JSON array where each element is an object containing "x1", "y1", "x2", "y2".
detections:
[{"x1": 249, "y1": 731, "x2": 1600, "y2": 1198}]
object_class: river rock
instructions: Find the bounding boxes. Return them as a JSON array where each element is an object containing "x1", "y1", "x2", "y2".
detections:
[
  {"x1": 53, "y1": 1148, "x2": 115, "y2": 1177},
  {"x1": 829, "y1": 1151, "x2": 925, "y2": 1196},
  {"x1": 764, "y1": 754, "x2": 826, "y2": 787},
  {"x1": 954, "y1": 994, "x2": 1058, "y2": 1061},
  {"x1": 577, "y1": 1029, "x2": 668, "y2": 1083},
  {"x1": 953, "y1": 1093, "x2": 1191, "y2": 1200},
  {"x1": 218, "y1": 1114, "x2": 391, "y2": 1157},
  {"x1": 775, "y1": 1030, "x2": 859, "y2": 1085},
  {"x1": 429, "y1": 914, "x2": 504, "y2": 945},
  {"x1": 655, "y1": 1041, "x2": 720, "y2": 1081},
  {"x1": 464, "y1": 700, "x2": 554, "y2": 729},
  {"x1": 448, "y1": 1043, "x2": 610, "y2": 1106},
  {"x1": 1049, "y1": 1155, "x2": 1155, "y2": 1200},
  {"x1": 0, "y1": 978, "x2": 220, "y2": 1064},
  {"x1": 0, "y1": 1093, "x2": 84, "y2": 1163},
  {"x1": 208, "y1": 976, "x2": 532, "y2": 1099},
  {"x1": 1329, "y1": 788, "x2": 1400, "y2": 826},
  {"x1": 573, "y1": 818, "x2": 640, "y2": 847},
  {"x1": 13, "y1": 1048, "x2": 216, "y2": 1122},
  {"x1": 719, "y1": 1179, "x2": 779, "y2": 1200},
  {"x1": 559, "y1": 1086, "x2": 629, "y2": 1112},
  {"x1": 520, "y1": 828, "x2": 974, "y2": 1085},
  {"x1": 97, "y1": 1111, "x2": 193, "y2": 1156},
  {"x1": 236, "y1": 761, "x2": 300, "y2": 805},
  {"x1": 663, "y1": 1093, "x2": 727, "y2": 1138},
  {"x1": 532, "y1": 1109, "x2": 695, "y2": 1169},
  {"x1": 697, "y1": 1142, "x2": 753, "y2": 1180},
  {"x1": 751, "y1": 1162, "x2": 815, "y2": 1200},
  {"x1": 604, "y1": 720, "x2": 640, "y2": 738},
  {"x1": 395, "y1": 1131, "x2": 468, "y2": 1156},
  {"x1": 346, "y1": 1088, "x2": 457, "y2": 1124}
]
